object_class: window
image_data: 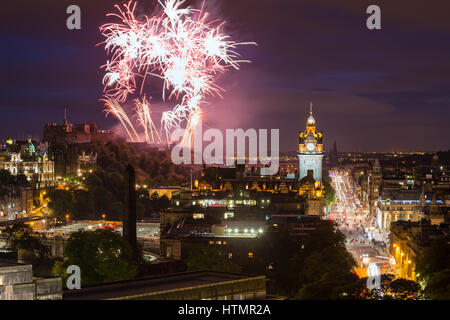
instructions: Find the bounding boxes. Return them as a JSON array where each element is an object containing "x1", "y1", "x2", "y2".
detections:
[
  {"x1": 224, "y1": 212, "x2": 234, "y2": 219},
  {"x1": 228, "y1": 252, "x2": 232, "y2": 259},
  {"x1": 166, "y1": 247, "x2": 172, "y2": 258},
  {"x1": 193, "y1": 213, "x2": 204, "y2": 219},
  {"x1": 248, "y1": 252, "x2": 254, "y2": 258}
]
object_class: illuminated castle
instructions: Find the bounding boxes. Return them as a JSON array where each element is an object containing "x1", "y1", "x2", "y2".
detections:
[{"x1": 298, "y1": 103, "x2": 323, "y2": 182}]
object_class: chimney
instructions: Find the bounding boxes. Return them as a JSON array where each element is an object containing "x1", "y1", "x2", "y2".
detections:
[{"x1": 123, "y1": 164, "x2": 137, "y2": 260}]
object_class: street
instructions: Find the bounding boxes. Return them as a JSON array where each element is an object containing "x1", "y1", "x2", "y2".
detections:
[{"x1": 327, "y1": 169, "x2": 392, "y2": 278}]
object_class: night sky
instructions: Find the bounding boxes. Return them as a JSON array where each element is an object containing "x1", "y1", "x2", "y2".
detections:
[{"x1": 1, "y1": 0, "x2": 450, "y2": 152}]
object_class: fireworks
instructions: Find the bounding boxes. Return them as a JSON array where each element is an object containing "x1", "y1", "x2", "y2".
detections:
[{"x1": 100, "y1": 0, "x2": 254, "y2": 145}]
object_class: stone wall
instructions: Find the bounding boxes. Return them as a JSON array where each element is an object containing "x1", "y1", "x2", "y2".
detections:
[{"x1": 0, "y1": 263, "x2": 62, "y2": 300}]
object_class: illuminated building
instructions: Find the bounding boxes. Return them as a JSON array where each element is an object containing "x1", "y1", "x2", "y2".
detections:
[
  {"x1": 376, "y1": 187, "x2": 448, "y2": 231},
  {"x1": 189, "y1": 164, "x2": 324, "y2": 215},
  {"x1": 376, "y1": 189, "x2": 421, "y2": 230},
  {"x1": 43, "y1": 118, "x2": 114, "y2": 145},
  {"x1": 0, "y1": 188, "x2": 33, "y2": 221},
  {"x1": 361, "y1": 159, "x2": 382, "y2": 217},
  {"x1": 149, "y1": 186, "x2": 184, "y2": 199},
  {"x1": 298, "y1": 103, "x2": 323, "y2": 182},
  {"x1": 43, "y1": 118, "x2": 113, "y2": 176},
  {"x1": 390, "y1": 220, "x2": 449, "y2": 281},
  {"x1": 0, "y1": 138, "x2": 55, "y2": 189},
  {"x1": 159, "y1": 114, "x2": 328, "y2": 266}
]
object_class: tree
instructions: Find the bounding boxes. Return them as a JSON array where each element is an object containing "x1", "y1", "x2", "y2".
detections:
[
  {"x1": 389, "y1": 278, "x2": 422, "y2": 300},
  {"x1": 322, "y1": 171, "x2": 336, "y2": 208},
  {"x1": 0, "y1": 170, "x2": 29, "y2": 187},
  {"x1": 72, "y1": 189, "x2": 94, "y2": 220},
  {"x1": 0, "y1": 169, "x2": 13, "y2": 186},
  {"x1": 332, "y1": 274, "x2": 422, "y2": 300},
  {"x1": 184, "y1": 246, "x2": 241, "y2": 273},
  {"x1": 47, "y1": 189, "x2": 73, "y2": 221},
  {"x1": 15, "y1": 174, "x2": 29, "y2": 186},
  {"x1": 297, "y1": 271, "x2": 359, "y2": 300},
  {"x1": 423, "y1": 270, "x2": 450, "y2": 300},
  {"x1": 252, "y1": 225, "x2": 301, "y2": 295},
  {"x1": 3, "y1": 223, "x2": 50, "y2": 259},
  {"x1": 90, "y1": 186, "x2": 115, "y2": 217},
  {"x1": 293, "y1": 221, "x2": 357, "y2": 299},
  {"x1": 3, "y1": 223, "x2": 52, "y2": 275},
  {"x1": 52, "y1": 229, "x2": 138, "y2": 286},
  {"x1": 416, "y1": 238, "x2": 450, "y2": 299}
]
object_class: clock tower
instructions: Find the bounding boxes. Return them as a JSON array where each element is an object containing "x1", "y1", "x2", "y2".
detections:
[{"x1": 298, "y1": 103, "x2": 323, "y2": 182}]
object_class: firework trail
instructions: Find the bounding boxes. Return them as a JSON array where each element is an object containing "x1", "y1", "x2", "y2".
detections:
[
  {"x1": 134, "y1": 96, "x2": 161, "y2": 143},
  {"x1": 103, "y1": 98, "x2": 140, "y2": 142},
  {"x1": 100, "y1": 0, "x2": 254, "y2": 145}
]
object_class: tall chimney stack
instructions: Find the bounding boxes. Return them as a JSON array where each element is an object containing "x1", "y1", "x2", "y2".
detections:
[{"x1": 123, "y1": 164, "x2": 137, "y2": 259}]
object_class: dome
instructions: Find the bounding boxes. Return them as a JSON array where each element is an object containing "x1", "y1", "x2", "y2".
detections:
[
  {"x1": 26, "y1": 139, "x2": 35, "y2": 156},
  {"x1": 299, "y1": 174, "x2": 315, "y2": 186}
]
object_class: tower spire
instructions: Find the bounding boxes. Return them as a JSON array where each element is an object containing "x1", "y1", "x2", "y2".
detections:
[
  {"x1": 64, "y1": 107, "x2": 68, "y2": 125},
  {"x1": 307, "y1": 102, "x2": 316, "y2": 126}
]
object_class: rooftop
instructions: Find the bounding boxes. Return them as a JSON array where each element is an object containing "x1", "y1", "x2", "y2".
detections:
[
  {"x1": 0, "y1": 258, "x2": 23, "y2": 268},
  {"x1": 63, "y1": 270, "x2": 263, "y2": 300}
]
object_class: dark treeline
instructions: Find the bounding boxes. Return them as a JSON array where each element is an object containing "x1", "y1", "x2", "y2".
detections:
[
  {"x1": 52, "y1": 139, "x2": 190, "y2": 184},
  {"x1": 46, "y1": 140, "x2": 188, "y2": 221}
]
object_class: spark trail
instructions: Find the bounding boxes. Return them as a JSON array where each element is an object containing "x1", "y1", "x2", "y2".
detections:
[{"x1": 100, "y1": 0, "x2": 254, "y2": 145}]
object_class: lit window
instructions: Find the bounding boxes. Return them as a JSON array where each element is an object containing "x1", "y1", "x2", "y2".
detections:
[
  {"x1": 209, "y1": 241, "x2": 214, "y2": 245},
  {"x1": 216, "y1": 241, "x2": 221, "y2": 245},
  {"x1": 228, "y1": 252, "x2": 232, "y2": 259},
  {"x1": 224, "y1": 212, "x2": 234, "y2": 219},
  {"x1": 248, "y1": 252, "x2": 254, "y2": 258},
  {"x1": 193, "y1": 213, "x2": 204, "y2": 219}
]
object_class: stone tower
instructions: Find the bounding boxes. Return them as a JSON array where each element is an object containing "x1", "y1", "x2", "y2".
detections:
[{"x1": 298, "y1": 103, "x2": 324, "y2": 182}]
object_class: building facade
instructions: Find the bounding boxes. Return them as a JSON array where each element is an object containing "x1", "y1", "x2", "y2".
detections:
[
  {"x1": 390, "y1": 220, "x2": 449, "y2": 281},
  {"x1": 1, "y1": 138, "x2": 55, "y2": 189},
  {"x1": 376, "y1": 189, "x2": 421, "y2": 230},
  {"x1": 0, "y1": 260, "x2": 62, "y2": 300}
]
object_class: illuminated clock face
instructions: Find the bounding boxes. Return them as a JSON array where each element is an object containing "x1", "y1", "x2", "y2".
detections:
[{"x1": 306, "y1": 143, "x2": 315, "y2": 151}]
